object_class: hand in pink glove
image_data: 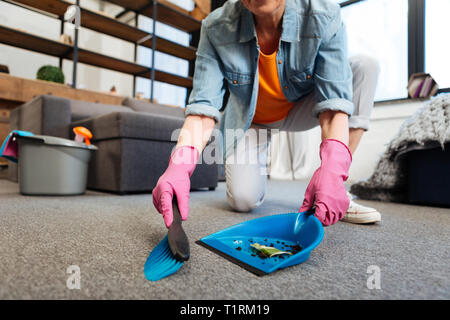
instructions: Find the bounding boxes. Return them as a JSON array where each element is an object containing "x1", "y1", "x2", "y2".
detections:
[
  {"x1": 299, "y1": 139, "x2": 352, "y2": 226},
  {"x1": 152, "y1": 146, "x2": 199, "y2": 228}
]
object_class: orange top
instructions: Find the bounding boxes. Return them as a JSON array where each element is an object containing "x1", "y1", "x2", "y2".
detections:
[
  {"x1": 73, "y1": 126, "x2": 93, "y2": 139},
  {"x1": 73, "y1": 126, "x2": 93, "y2": 145},
  {"x1": 252, "y1": 49, "x2": 294, "y2": 124}
]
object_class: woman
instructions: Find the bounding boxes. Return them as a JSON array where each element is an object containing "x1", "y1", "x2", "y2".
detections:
[{"x1": 152, "y1": 0, "x2": 381, "y2": 228}]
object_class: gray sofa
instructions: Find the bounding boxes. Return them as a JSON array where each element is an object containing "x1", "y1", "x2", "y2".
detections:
[{"x1": 9, "y1": 95, "x2": 218, "y2": 194}]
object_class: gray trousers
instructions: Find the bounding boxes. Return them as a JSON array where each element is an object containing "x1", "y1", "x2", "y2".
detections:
[{"x1": 225, "y1": 55, "x2": 380, "y2": 212}]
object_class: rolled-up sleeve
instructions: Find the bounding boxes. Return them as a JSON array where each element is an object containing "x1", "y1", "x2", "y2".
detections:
[
  {"x1": 185, "y1": 20, "x2": 225, "y2": 123},
  {"x1": 312, "y1": 8, "x2": 354, "y2": 118}
]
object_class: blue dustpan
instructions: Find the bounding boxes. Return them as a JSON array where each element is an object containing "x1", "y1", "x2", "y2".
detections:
[{"x1": 197, "y1": 210, "x2": 324, "y2": 276}]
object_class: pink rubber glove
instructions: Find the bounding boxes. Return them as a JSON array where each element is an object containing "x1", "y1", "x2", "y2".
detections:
[
  {"x1": 299, "y1": 139, "x2": 352, "y2": 226},
  {"x1": 152, "y1": 146, "x2": 199, "y2": 228}
]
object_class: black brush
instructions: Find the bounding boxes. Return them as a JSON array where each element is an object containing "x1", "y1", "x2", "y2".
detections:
[{"x1": 168, "y1": 197, "x2": 190, "y2": 261}]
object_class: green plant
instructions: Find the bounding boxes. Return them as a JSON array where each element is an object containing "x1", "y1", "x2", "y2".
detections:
[{"x1": 36, "y1": 65, "x2": 65, "y2": 84}]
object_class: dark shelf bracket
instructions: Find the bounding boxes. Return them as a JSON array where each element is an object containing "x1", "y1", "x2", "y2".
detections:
[
  {"x1": 72, "y1": 22, "x2": 79, "y2": 87},
  {"x1": 133, "y1": 14, "x2": 139, "y2": 98},
  {"x1": 135, "y1": 2, "x2": 154, "y2": 15},
  {"x1": 115, "y1": 8, "x2": 131, "y2": 19},
  {"x1": 408, "y1": 0, "x2": 425, "y2": 79},
  {"x1": 134, "y1": 69, "x2": 150, "y2": 77},
  {"x1": 150, "y1": 0, "x2": 157, "y2": 102},
  {"x1": 62, "y1": 0, "x2": 81, "y2": 88},
  {"x1": 59, "y1": 16, "x2": 65, "y2": 69},
  {"x1": 61, "y1": 47, "x2": 74, "y2": 59}
]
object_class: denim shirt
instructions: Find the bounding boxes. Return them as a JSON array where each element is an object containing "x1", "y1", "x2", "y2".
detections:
[{"x1": 185, "y1": 0, "x2": 353, "y2": 159}]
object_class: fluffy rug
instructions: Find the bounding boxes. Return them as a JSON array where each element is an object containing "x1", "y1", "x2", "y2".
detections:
[{"x1": 350, "y1": 94, "x2": 450, "y2": 202}]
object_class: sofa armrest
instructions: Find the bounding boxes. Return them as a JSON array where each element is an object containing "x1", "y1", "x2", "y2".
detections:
[
  {"x1": 9, "y1": 107, "x2": 19, "y2": 131},
  {"x1": 17, "y1": 95, "x2": 72, "y2": 138}
]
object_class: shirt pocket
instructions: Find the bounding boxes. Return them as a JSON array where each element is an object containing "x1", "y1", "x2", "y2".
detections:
[
  {"x1": 289, "y1": 68, "x2": 314, "y2": 86},
  {"x1": 224, "y1": 71, "x2": 253, "y2": 86},
  {"x1": 224, "y1": 71, "x2": 254, "y2": 101},
  {"x1": 289, "y1": 67, "x2": 315, "y2": 92}
]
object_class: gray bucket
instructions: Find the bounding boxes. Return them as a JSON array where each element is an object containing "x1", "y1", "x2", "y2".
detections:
[{"x1": 18, "y1": 135, "x2": 98, "y2": 195}]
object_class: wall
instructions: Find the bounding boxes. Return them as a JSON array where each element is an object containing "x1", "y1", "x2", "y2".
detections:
[{"x1": 348, "y1": 99, "x2": 425, "y2": 183}]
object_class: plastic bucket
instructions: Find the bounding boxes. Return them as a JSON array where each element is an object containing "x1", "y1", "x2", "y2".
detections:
[{"x1": 18, "y1": 135, "x2": 97, "y2": 195}]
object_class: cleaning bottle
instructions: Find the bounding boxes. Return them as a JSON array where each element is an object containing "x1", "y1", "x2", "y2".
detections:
[{"x1": 73, "y1": 126, "x2": 93, "y2": 145}]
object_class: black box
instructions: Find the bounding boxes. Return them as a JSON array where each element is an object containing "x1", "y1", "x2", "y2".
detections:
[{"x1": 406, "y1": 143, "x2": 450, "y2": 207}]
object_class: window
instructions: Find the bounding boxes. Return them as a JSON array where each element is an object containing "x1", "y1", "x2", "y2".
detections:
[
  {"x1": 136, "y1": 17, "x2": 189, "y2": 108},
  {"x1": 425, "y1": 0, "x2": 450, "y2": 89},
  {"x1": 136, "y1": 0, "x2": 193, "y2": 107},
  {"x1": 340, "y1": 0, "x2": 409, "y2": 101}
]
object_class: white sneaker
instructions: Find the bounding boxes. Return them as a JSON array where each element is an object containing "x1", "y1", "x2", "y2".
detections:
[{"x1": 342, "y1": 192, "x2": 381, "y2": 224}]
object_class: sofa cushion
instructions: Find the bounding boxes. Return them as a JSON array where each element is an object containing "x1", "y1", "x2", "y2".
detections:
[
  {"x1": 86, "y1": 138, "x2": 218, "y2": 193},
  {"x1": 72, "y1": 111, "x2": 185, "y2": 142},
  {"x1": 70, "y1": 99, "x2": 133, "y2": 122},
  {"x1": 122, "y1": 97, "x2": 185, "y2": 118}
]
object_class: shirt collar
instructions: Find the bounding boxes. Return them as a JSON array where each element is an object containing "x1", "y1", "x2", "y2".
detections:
[
  {"x1": 239, "y1": 0, "x2": 299, "y2": 43},
  {"x1": 239, "y1": 5, "x2": 256, "y2": 43}
]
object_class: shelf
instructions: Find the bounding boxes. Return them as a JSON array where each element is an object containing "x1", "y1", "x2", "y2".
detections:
[
  {"x1": 0, "y1": 73, "x2": 126, "y2": 105},
  {"x1": 105, "y1": 0, "x2": 202, "y2": 32},
  {"x1": 0, "y1": 25, "x2": 193, "y2": 88},
  {"x1": 10, "y1": 0, "x2": 197, "y2": 61}
]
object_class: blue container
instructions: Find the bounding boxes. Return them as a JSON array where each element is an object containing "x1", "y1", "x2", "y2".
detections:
[{"x1": 197, "y1": 211, "x2": 324, "y2": 276}]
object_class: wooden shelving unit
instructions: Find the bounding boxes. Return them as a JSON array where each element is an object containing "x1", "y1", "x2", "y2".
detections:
[
  {"x1": 107, "y1": 0, "x2": 201, "y2": 32},
  {"x1": 11, "y1": 0, "x2": 197, "y2": 61},
  {"x1": 0, "y1": 73, "x2": 126, "y2": 106},
  {"x1": 1, "y1": 0, "x2": 205, "y2": 99},
  {"x1": 0, "y1": 25, "x2": 193, "y2": 88}
]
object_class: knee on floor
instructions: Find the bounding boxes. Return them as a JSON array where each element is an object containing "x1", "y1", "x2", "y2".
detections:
[{"x1": 227, "y1": 188, "x2": 265, "y2": 213}]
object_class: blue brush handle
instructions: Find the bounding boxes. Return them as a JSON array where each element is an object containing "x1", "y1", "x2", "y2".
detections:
[{"x1": 293, "y1": 207, "x2": 316, "y2": 234}]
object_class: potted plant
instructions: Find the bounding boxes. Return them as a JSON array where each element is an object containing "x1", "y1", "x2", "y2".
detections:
[{"x1": 36, "y1": 65, "x2": 65, "y2": 84}]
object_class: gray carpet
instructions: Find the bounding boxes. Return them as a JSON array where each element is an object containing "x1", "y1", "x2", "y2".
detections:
[{"x1": 0, "y1": 178, "x2": 448, "y2": 300}]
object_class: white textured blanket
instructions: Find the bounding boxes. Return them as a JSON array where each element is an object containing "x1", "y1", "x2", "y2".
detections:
[{"x1": 350, "y1": 94, "x2": 450, "y2": 202}]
